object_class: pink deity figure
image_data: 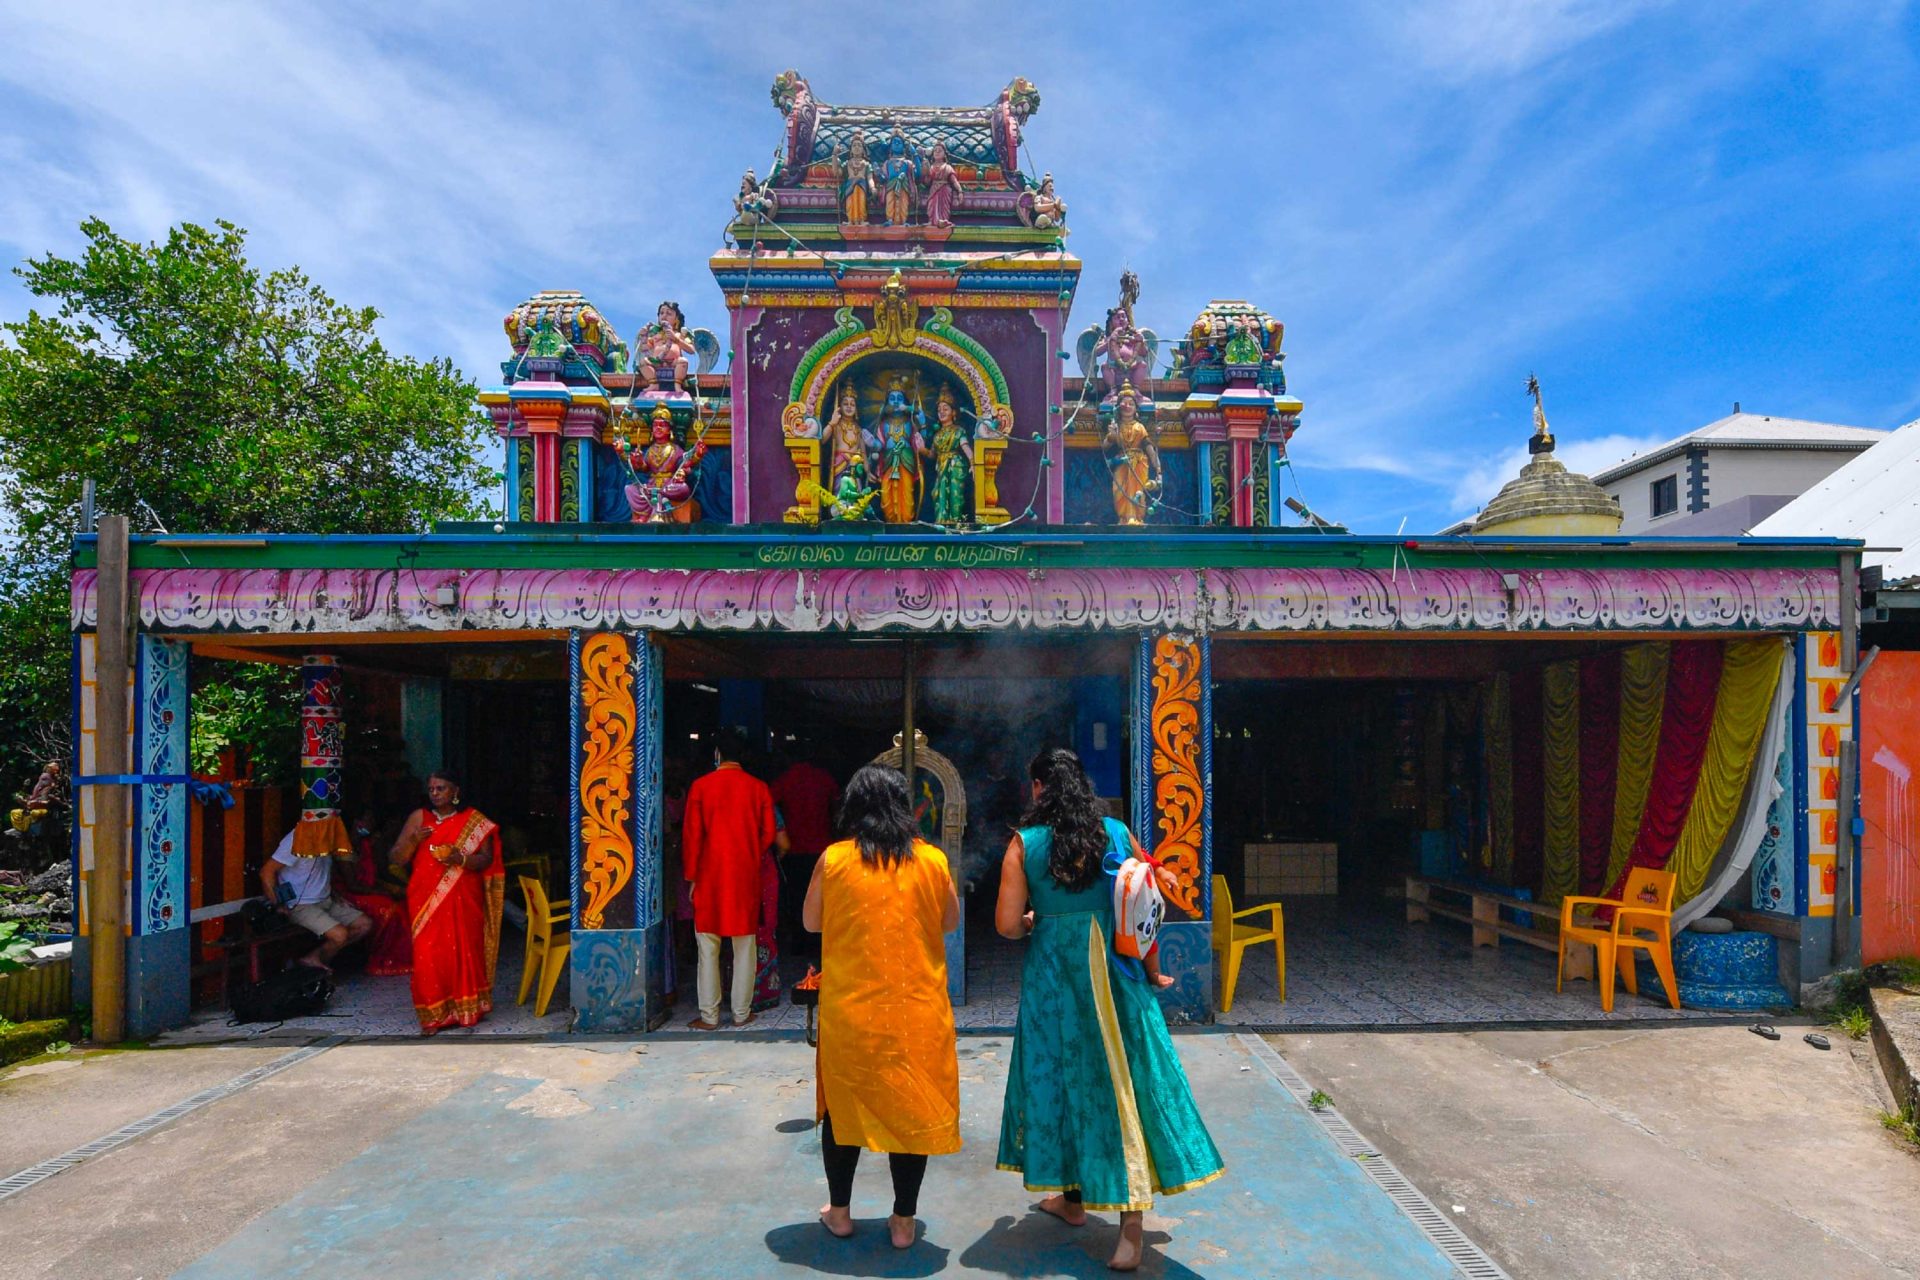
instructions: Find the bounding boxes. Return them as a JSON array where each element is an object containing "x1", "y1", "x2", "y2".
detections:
[
  {"x1": 618, "y1": 405, "x2": 706, "y2": 524},
  {"x1": 638, "y1": 301, "x2": 697, "y2": 391},
  {"x1": 921, "y1": 141, "x2": 962, "y2": 228},
  {"x1": 1093, "y1": 306, "x2": 1152, "y2": 400}
]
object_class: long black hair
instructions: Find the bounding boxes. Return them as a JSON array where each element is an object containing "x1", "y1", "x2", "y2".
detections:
[
  {"x1": 840, "y1": 764, "x2": 918, "y2": 869},
  {"x1": 1021, "y1": 748, "x2": 1107, "y2": 892}
]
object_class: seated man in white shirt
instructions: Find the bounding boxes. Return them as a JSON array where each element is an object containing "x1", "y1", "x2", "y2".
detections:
[{"x1": 258, "y1": 827, "x2": 371, "y2": 973}]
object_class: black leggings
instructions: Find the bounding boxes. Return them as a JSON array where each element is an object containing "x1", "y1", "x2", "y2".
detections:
[{"x1": 820, "y1": 1113, "x2": 928, "y2": 1218}]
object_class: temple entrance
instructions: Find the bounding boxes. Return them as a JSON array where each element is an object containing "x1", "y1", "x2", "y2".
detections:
[{"x1": 657, "y1": 633, "x2": 1133, "y2": 1025}]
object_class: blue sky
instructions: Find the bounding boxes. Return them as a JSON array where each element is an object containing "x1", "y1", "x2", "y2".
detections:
[{"x1": 2, "y1": 0, "x2": 1917, "y2": 532}]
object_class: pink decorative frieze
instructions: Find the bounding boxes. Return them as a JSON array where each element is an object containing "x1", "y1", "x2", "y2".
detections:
[{"x1": 73, "y1": 564, "x2": 1840, "y2": 637}]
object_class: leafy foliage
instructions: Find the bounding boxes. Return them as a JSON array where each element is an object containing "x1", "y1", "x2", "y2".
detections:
[
  {"x1": 0, "y1": 218, "x2": 494, "y2": 806},
  {"x1": 0, "y1": 921, "x2": 36, "y2": 974}
]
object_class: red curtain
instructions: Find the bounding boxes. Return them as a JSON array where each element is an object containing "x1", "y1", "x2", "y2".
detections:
[
  {"x1": 1509, "y1": 663, "x2": 1546, "y2": 895},
  {"x1": 1608, "y1": 640, "x2": 1724, "y2": 896},
  {"x1": 1577, "y1": 651, "x2": 1622, "y2": 895}
]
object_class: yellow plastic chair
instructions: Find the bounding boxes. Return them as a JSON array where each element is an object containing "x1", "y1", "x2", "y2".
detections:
[
  {"x1": 517, "y1": 874, "x2": 572, "y2": 1018},
  {"x1": 1211, "y1": 874, "x2": 1285, "y2": 1012},
  {"x1": 1557, "y1": 867, "x2": 1680, "y2": 1013}
]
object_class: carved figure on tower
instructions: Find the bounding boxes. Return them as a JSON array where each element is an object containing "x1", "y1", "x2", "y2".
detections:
[
  {"x1": 878, "y1": 124, "x2": 922, "y2": 226},
  {"x1": 867, "y1": 388, "x2": 926, "y2": 524},
  {"x1": 1093, "y1": 272, "x2": 1155, "y2": 403},
  {"x1": 827, "y1": 459, "x2": 880, "y2": 521},
  {"x1": 990, "y1": 76, "x2": 1041, "y2": 180},
  {"x1": 919, "y1": 383, "x2": 973, "y2": 525},
  {"x1": 872, "y1": 269, "x2": 918, "y2": 349},
  {"x1": 835, "y1": 129, "x2": 876, "y2": 224},
  {"x1": 921, "y1": 141, "x2": 963, "y2": 228},
  {"x1": 638, "y1": 301, "x2": 698, "y2": 390},
  {"x1": 1102, "y1": 381, "x2": 1161, "y2": 526},
  {"x1": 1018, "y1": 172, "x2": 1066, "y2": 230},
  {"x1": 824, "y1": 381, "x2": 871, "y2": 492},
  {"x1": 618, "y1": 403, "x2": 706, "y2": 523},
  {"x1": 734, "y1": 168, "x2": 779, "y2": 225}
]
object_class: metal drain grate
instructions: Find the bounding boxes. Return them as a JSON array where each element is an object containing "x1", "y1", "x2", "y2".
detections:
[
  {"x1": 1237, "y1": 1035, "x2": 1511, "y2": 1280},
  {"x1": 0, "y1": 1036, "x2": 341, "y2": 1203}
]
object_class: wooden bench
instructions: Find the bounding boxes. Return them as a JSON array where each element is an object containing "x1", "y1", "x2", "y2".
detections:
[
  {"x1": 189, "y1": 898, "x2": 312, "y2": 1006},
  {"x1": 1404, "y1": 876, "x2": 1596, "y2": 981}
]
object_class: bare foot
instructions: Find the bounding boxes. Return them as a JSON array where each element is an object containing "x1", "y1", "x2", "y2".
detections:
[
  {"x1": 819, "y1": 1205, "x2": 853, "y2": 1238},
  {"x1": 297, "y1": 956, "x2": 333, "y2": 974},
  {"x1": 1038, "y1": 1194, "x2": 1087, "y2": 1227},
  {"x1": 687, "y1": 1017, "x2": 720, "y2": 1031},
  {"x1": 1109, "y1": 1212, "x2": 1145, "y2": 1271},
  {"x1": 1152, "y1": 973, "x2": 1176, "y2": 989},
  {"x1": 888, "y1": 1213, "x2": 916, "y2": 1249}
]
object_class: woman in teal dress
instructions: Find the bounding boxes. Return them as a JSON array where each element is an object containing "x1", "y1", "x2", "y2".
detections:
[{"x1": 994, "y1": 748, "x2": 1223, "y2": 1272}]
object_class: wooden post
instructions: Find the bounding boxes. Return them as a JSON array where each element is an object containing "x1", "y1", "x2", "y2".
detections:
[
  {"x1": 1471, "y1": 893, "x2": 1499, "y2": 948},
  {"x1": 90, "y1": 515, "x2": 130, "y2": 1044},
  {"x1": 1405, "y1": 876, "x2": 1430, "y2": 923}
]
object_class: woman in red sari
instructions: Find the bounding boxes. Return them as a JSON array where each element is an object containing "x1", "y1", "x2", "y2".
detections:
[{"x1": 389, "y1": 773, "x2": 504, "y2": 1034}]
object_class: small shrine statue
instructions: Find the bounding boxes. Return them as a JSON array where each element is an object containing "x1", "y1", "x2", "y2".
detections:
[
  {"x1": 918, "y1": 383, "x2": 973, "y2": 525},
  {"x1": 921, "y1": 140, "x2": 963, "y2": 229},
  {"x1": 1093, "y1": 271, "x2": 1153, "y2": 399},
  {"x1": 1224, "y1": 316, "x2": 1265, "y2": 366},
  {"x1": 866, "y1": 388, "x2": 926, "y2": 523},
  {"x1": 823, "y1": 381, "x2": 871, "y2": 492},
  {"x1": 638, "y1": 301, "x2": 698, "y2": 391},
  {"x1": 734, "y1": 168, "x2": 779, "y2": 225},
  {"x1": 618, "y1": 404, "x2": 706, "y2": 523},
  {"x1": 1020, "y1": 172, "x2": 1067, "y2": 230},
  {"x1": 836, "y1": 129, "x2": 875, "y2": 224},
  {"x1": 7, "y1": 760, "x2": 63, "y2": 839},
  {"x1": 1102, "y1": 382, "x2": 1161, "y2": 525},
  {"x1": 826, "y1": 459, "x2": 881, "y2": 521},
  {"x1": 878, "y1": 125, "x2": 922, "y2": 226}
]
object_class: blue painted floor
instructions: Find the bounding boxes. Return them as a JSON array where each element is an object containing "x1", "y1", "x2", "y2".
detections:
[{"x1": 176, "y1": 1035, "x2": 1457, "y2": 1279}]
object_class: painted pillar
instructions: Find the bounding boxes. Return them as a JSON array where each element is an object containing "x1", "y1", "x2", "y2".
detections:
[
  {"x1": 1034, "y1": 306, "x2": 1067, "y2": 524},
  {"x1": 559, "y1": 437, "x2": 585, "y2": 523},
  {"x1": 569, "y1": 630, "x2": 668, "y2": 1032},
  {"x1": 292, "y1": 655, "x2": 349, "y2": 858},
  {"x1": 728, "y1": 304, "x2": 765, "y2": 523},
  {"x1": 1131, "y1": 631, "x2": 1213, "y2": 1023},
  {"x1": 502, "y1": 437, "x2": 521, "y2": 522},
  {"x1": 125, "y1": 636, "x2": 190, "y2": 1035},
  {"x1": 1788, "y1": 629, "x2": 1856, "y2": 991}
]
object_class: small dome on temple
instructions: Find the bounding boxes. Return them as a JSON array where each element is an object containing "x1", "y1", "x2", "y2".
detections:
[
  {"x1": 504, "y1": 290, "x2": 625, "y2": 369},
  {"x1": 1472, "y1": 380, "x2": 1623, "y2": 535},
  {"x1": 1186, "y1": 300, "x2": 1282, "y2": 360}
]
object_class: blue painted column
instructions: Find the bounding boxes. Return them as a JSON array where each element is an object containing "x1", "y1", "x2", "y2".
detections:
[
  {"x1": 503, "y1": 440, "x2": 521, "y2": 522},
  {"x1": 569, "y1": 630, "x2": 669, "y2": 1032},
  {"x1": 1131, "y1": 631, "x2": 1214, "y2": 1024},
  {"x1": 127, "y1": 636, "x2": 191, "y2": 1036}
]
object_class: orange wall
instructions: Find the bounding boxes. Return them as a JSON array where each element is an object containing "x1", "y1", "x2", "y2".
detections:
[{"x1": 1861, "y1": 652, "x2": 1920, "y2": 964}]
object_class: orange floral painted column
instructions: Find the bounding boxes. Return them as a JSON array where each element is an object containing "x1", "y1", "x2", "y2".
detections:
[
  {"x1": 1132, "y1": 632, "x2": 1213, "y2": 1022},
  {"x1": 568, "y1": 630, "x2": 666, "y2": 1032}
]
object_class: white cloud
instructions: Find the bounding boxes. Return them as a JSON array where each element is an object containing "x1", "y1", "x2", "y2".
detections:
[{"x1": 1388, "y1": 0, "x2": 1668, "y2": 81}]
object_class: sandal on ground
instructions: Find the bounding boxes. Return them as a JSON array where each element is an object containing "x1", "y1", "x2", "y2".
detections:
[
  {"x1": 1749, "y1": 1023, "x2": 1780, "y2": 1040},
  {"x1": 1804, "y1": 1032, "x2": 1831, "y2": 1050}
]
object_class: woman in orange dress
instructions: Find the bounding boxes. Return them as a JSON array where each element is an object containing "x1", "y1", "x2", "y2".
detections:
[
  {"x1": 388, "y1": 772, "x2": 504, "y2": 1034},
  {"x1": 803, "y1": 764, "x2": 961, "y2": 1250}
]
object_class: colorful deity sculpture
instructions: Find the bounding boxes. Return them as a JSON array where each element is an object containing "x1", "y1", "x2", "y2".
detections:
[
  {"x1": 921, "y1": 141, "x2": 963, "y2": 228},
  {"x1": 638, "y1": 301, "x2": 698, "y2": 390},
  {"x1": 827, "y1": 459, "x2": 880, "y2": 521},
  {"x1": 1093, "y1": 271, "x2": 1154, "y2": 402},
  {"x1": 734, "y1": 168, "x2": 779, "y2": 224},
  {"x1": 878, "y1": 125, "x2": 921, "y2": 226},
  {"x1": 919, "y1": 384, "x2": 973, "y2": 525},
  {"x1": 867, "y1": 388, "x2": 926, "y2": 523},
  {"x1": 1102, "y1": 382, "x2": 1161, "y2": 525},
  {"x1": 836, "y1": 129, "x2": 875, "y2": 224},
  {"x1": 823, "y1": 381, "x2": 870, "y2": 491},
  {"x1": 1018, "y1": 172, "x2": 1066, "y2": 230},
  {"x1": 619, "y1": 404, "x2": 706, "y2": 523}
]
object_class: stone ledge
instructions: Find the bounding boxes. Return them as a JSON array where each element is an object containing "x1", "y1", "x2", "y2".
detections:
[{"x1": 1868, "y1": 984, "x2": 1920, "y2": 1116}]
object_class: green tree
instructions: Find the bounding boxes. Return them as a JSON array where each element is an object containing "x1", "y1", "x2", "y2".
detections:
[{"x1": 0, "y1": 218, "x2": 494, "y2": 799}]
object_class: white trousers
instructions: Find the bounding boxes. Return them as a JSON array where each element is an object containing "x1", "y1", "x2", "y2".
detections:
[{"x1": 696, "y1": 932, "x2": 756, "y2": 1024}]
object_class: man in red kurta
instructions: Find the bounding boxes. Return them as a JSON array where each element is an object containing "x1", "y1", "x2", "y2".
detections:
[{"x1": 682, "y1": 729, "x2": 776, "y2": 1029}]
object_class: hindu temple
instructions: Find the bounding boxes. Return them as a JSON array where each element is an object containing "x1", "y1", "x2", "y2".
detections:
[{"x1": 69, "y1": 74, "x2": 1863, "y2": 1038}]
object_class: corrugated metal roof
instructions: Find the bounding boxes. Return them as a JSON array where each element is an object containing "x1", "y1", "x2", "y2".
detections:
[
  {"x1": 1752, "y1": 418, "x2": 1920, "y2": 582},
  {"x1": 1591, "y1": 412, "x2": 1888, "y2": 484}
]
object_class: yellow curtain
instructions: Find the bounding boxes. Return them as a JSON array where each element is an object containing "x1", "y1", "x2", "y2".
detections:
[
  {"x1": 1606, "y1": 642, "x2": 1669, "y2": 892},
  {"x1": 1669, "y1": 639, "x2": 1787, "y2": 902},
  {"x1": 1482, "y1": 672, "x2": 1513, "y2": 883},
  {"x1": 1540, "y1": 659, "x2": 1581, "y2": 904}
]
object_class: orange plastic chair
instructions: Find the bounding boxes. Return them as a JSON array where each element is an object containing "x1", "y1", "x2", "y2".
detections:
[
  {"x1": 1211, "y1": 874, "x2": 1285, "y2": 1012},
  {"x1": 517, "y1": 875, "x2": 572, "y2": 1018},
  {"x1": 1557, "y1": 867, "x2": 1680, "y2": 1013}
]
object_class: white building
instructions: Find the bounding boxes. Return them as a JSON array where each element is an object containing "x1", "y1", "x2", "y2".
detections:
[{"x1": 1590, "y1": 410, "x2": 1887, "y2": 535}]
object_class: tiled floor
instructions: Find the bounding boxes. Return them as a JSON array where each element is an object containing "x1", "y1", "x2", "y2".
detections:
[{"x1": 163, "y1": 895, "x2": 1728, "y2": 1042}]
